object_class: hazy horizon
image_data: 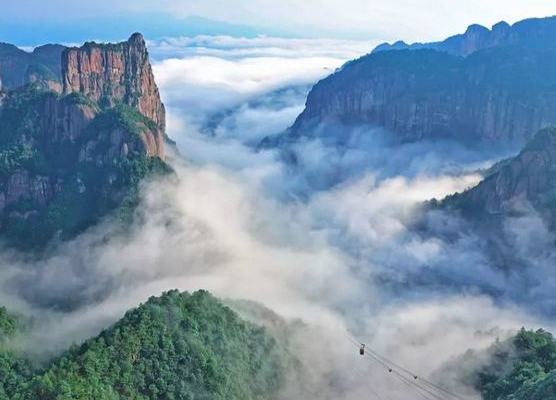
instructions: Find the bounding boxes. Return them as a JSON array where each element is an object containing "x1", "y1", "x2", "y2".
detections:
[{"x1": 1, "y1": 2, "x2": 556, "y2": 45}]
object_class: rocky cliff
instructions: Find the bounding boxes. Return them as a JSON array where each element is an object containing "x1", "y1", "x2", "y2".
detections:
[
  {"x1": 0, "y1": 43, "x2": 64, "y2": 89},
  {"x1": 62, "y1": 33, "x2": 166, "y2": 132},
  {"x1": 288, "y1": 45, "x2": 556, "y2": 147},
  {"x1": 373, "y1": 16, "x2": 556, "y2": 56},
  {"x1": 444, "y1": 127, "x2": 556, "y2": 221},
  {"x1": 0, "y1": 33, "x2": 169, "y2": 249}
]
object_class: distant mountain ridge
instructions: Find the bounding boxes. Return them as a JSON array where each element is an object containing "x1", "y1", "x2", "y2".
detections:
[
  {"x1": 278, "y1": 15, "x2": 556, "y2": 150},
  {"x1": 0, "y1": 14, "x2": 261, "y2": 46},
  {"x1": 288, "y1": 45, "x2": 556, "y2": 146},
  {"x1": 373, "y1": 16, "x2": 556, "y2": 56},
  {"x1": 0, "y1": 42, "x2": 65, "y2": 89}
]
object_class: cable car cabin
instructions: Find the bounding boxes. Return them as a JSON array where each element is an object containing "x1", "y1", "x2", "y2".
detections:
[{"x1": 359, "y1": 344, "x2": 365, "y2": 356}]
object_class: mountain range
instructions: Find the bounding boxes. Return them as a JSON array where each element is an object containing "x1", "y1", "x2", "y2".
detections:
[
  {"x1": 267, "y1": 16, "x2": 556, "y2": 227},
  {"x1": 288, "y1": 18, "x2": 556, "y2": 148},
  {"x1": 373, "y1": 16, "x2": 556, "y2": 56},
  {"x1": 0, "y1": 43, "x2": 64, "y2": 90},
  {"x1": 1, "y1": 13, "x2": 556, "y2": 400}
]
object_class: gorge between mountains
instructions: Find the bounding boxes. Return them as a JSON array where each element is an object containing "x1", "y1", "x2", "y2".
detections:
[{"x1": 0, "y1": 12, "x2": 556, "y2": 400}]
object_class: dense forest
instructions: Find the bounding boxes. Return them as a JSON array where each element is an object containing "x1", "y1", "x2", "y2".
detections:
[
  {"x1": 474, "y1": 329, "x2": 556, "y2": 400},
  {"x1": 2, "y1": 291, "x2": 556, "y2": 399},
  {"x1": 0, "y1": 290, "x2": 286, "y2": 400}
]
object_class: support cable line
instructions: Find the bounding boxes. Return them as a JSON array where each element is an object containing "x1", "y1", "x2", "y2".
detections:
[
  {"x1": 350, "y1": 365, "x2": 388, "y2": 400},
  {"x1": 348, "y1": 335, "x2": 411, "y2": 400},
  {"x1": 351, "y1": 360, "x2": 403, "y2": 400},
  {"x1": 364, "y1": 346, "x2": 469, "y2": 400},
  {"x1": 347, "y1": 334, "x2": 471, "y2": 400},
  {"x1": 364, "y1": 350, "x2": 443, "y2": 400}
]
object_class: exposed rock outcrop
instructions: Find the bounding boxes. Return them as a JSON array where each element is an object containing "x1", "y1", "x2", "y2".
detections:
[
  {"x1": 62, "y1": 33, "x2": 166, "y2": 132},
  {"x1": 288, "y1": 45, "x2": 556, "y2": 147},
  {"x1": 373, "y1": 16, "x2": 556, "y2": 56},
  {"x1": 36, "y1": 95, "x2": 99, "y2": 142},
  {"x1": 2, "y1": 170, "x2": 54, "y2": 213}
]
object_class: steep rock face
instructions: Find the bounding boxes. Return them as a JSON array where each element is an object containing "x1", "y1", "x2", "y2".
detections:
[
  {"x1": 0, "y1": 43, "x2": 64, "y2": 89},
  {"x1": 373, "y1": 16, "x2": 556, "y2": 56},
  {"x1": 0, "y1": 91, "x2": 96, "y2": 215},
  {"x1": 36, "y1": 95, "x2": 99, "y2": 142},
  {"x1": 2, "y1": 170, "x2": 53, "y2": 212},
  {"x1": 289, "y1": 46, "x2": 556, "y2": 146},
  {"x1": 62, "y1": 33, "x2": 166, "y2": 134},
  {"x1": 0, "y1": 31, "x2": 169, "y2": 249},
  {"x1": 444, "y1": 127, "x2": 556, "y2": 218},
  {"x1": 0, "y1": 87, "x2": 168, "y2": 248}
]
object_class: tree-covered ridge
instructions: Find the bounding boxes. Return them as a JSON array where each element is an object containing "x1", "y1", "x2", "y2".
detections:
[
  {"x1": 0, "y1": 307, "x2": 33, "y2": 400},
  {"x1": 476, "y1": 329, "x2": 556, "y2": 400},
  {"x1": 0, "y1": 290, "x2": 285, "y2": 400}
]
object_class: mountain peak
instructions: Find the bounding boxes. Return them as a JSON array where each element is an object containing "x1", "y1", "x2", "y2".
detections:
[
  {"x1": 492, "y1": 20, "x2": 510, "y2": 31},
  {"x1": 128, "y1": 32, "x2": 146, "y2": 46},
  {"x1": 465, "y1": 23, "x2": 489, "y2": 34},
  {"x1": 62, "y1": 33, "x2": 166, "y2": 145}
]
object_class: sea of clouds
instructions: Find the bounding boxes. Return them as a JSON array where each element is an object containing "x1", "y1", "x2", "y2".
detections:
[{"x1": 0, "y1": 35, "x2": 554, "y2": 399}]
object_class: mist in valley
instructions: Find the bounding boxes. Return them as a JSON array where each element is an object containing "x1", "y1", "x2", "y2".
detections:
[{"x1": 0, "y1": 35, "x2": 553, "y2": 399}]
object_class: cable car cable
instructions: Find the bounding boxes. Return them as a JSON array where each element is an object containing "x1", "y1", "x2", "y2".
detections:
[
  {"x1": 363, "y1": 350, "x2": 444, "y2": 400},
  {"x1": 348, "y1": 336, "x2": 447, "y2": 400},
  {"x1": 359, "y1": 340, "x2": 469, "y2": 400},
  {"x1": 348, "y1": 333, "x2": 470, "y2": 400},
  {"x1": 350, "y1": 364, "x2": 389, "y2": 400}
]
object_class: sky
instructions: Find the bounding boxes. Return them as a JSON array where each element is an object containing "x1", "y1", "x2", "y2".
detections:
[{"x1": 1, "y1": 0, "x2": 556, "y2": 44}]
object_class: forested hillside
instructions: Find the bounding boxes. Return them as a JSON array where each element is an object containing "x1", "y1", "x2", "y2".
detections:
[
  {"x1": 474, "y1": 329, "x2": 556, "y2": 400},
  {"x1": 0, "y1": 290, "x2": 286, "y2": 400}
]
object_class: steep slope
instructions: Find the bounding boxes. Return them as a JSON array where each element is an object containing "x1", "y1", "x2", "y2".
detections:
[
  {"x1": 288, "y1": 45, "x2": 556, "y2": 147},
  {"x1": 0, "y1": 34, "x2": 168, "y2": 249},
  {"x1": 62, "y1": 33, "x2": 166, "y2": 133},
  {"x1": 443, "y1": 127, "x2": 556, "y2": 225},
  {"x1": 373, "y1": 16, "x2": 556, "y2": 56},
  {"x1": 461, "y1": 329, "x2": 556, "y2": 400},
  {"x1": 0, "y1": 290, "x2": 285, "y2": 400},
  {"x1": 0, "y1": 43, "x2": 64, "y2": 90}
]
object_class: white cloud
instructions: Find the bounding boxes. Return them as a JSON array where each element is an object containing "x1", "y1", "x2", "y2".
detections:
[
  {"x1": 149, "y1": 35, "x2": 375, "y2": 60},
  {"x1": 150, "y1": 35, "x2": 372, "y2": 159},
  {"x1": 155, "y1": 55, "x2": 338, "y2": 95}
]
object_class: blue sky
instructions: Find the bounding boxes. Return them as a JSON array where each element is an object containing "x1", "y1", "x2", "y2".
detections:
[{"x1": 1, "y1": 0, "x2": 556, "y2": 45}]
